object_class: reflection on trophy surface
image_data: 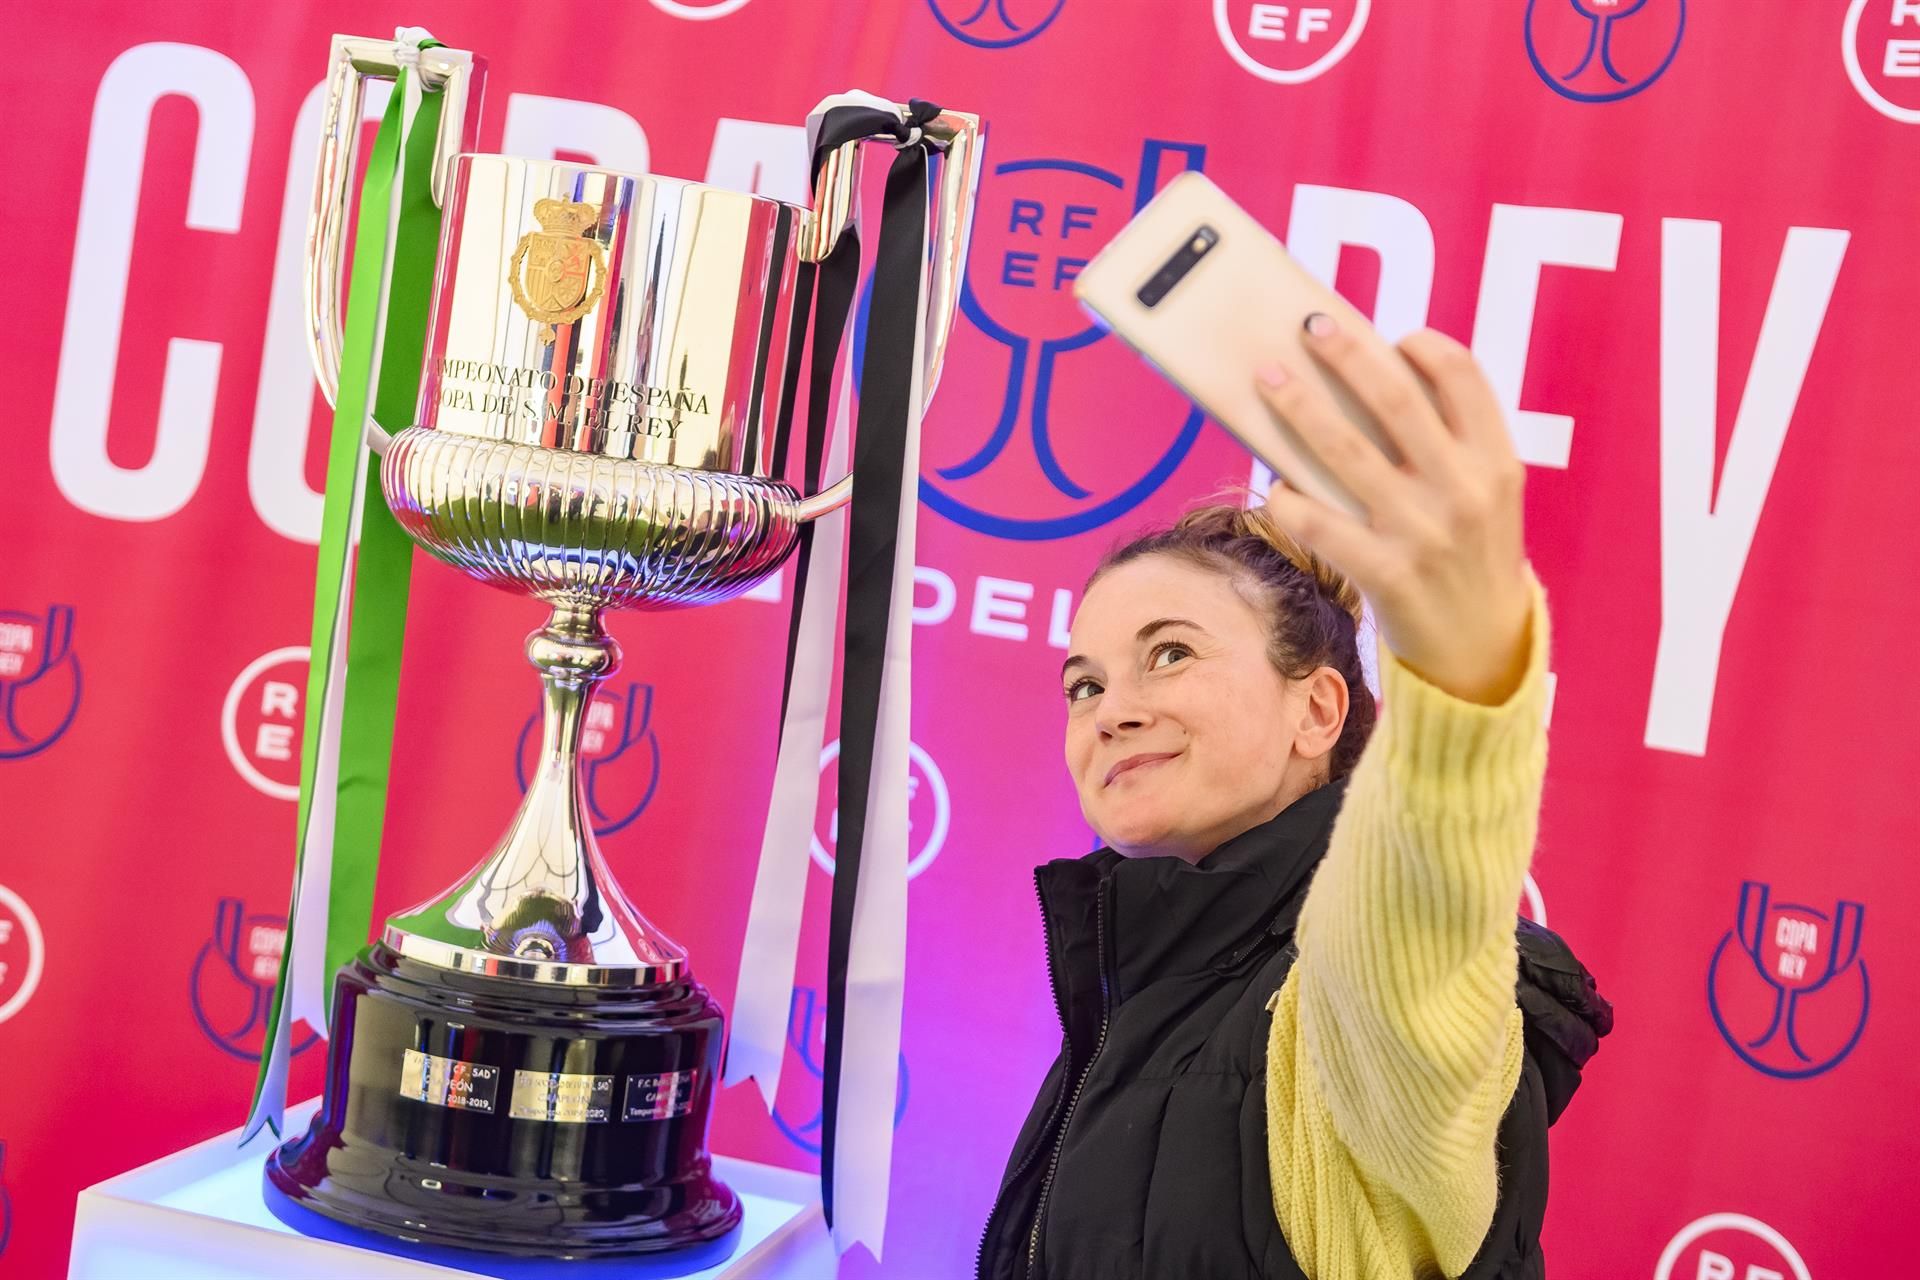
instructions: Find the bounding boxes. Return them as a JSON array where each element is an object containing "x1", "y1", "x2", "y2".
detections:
[{"x1": 265, "y1": 34, "x2": 980, "y2": 1257}]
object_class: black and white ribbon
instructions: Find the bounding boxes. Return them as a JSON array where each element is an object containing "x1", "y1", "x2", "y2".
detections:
[{"x1": 725, "y1": 91, "x2": 945, "y2": 1260}]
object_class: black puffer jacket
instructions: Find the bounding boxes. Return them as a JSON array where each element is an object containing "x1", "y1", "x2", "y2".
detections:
[{"x1": 977, "y1": 780, "x2": 1613, "y2": 1280}]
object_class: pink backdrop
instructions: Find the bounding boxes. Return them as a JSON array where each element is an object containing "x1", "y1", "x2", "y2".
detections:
[{"x1": 2, "y1": 2, "x2": 1916, "y2": 1276}]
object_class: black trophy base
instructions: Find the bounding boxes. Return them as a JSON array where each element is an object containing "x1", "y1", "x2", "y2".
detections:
[{"x1": 265, "y1": 942, "x2": 743, "y2": 1258}]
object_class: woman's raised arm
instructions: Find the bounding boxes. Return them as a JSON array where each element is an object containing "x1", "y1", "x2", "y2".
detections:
[{"x1": 1253, "y1": 319, "x2": 1548, "y2": 1278}]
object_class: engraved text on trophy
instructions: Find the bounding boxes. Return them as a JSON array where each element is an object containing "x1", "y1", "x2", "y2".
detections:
[{"x1": 434, "y1": 358, "x2": 712, "y2": 452}]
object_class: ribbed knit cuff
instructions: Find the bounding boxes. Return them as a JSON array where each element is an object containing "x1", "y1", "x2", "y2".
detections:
[{"x1": 1376, "y1": 572, "x2": 1551, "y2": 819}]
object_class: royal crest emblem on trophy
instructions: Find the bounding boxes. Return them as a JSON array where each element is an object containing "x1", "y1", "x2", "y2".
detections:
[{"x1": 507, "y1": 197, "x2": 607, "y2": 343}]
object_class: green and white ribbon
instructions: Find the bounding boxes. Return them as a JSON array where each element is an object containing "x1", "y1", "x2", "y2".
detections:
[{"x1": 244, "y1": 34, "x2": 446, "y2": 1143}]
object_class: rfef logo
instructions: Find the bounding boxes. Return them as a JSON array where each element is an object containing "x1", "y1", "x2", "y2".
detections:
[
  {"x1": 925, "y1": 0, "x2": 1066, "y2": 48},
  {"x1": 189, "y1": 898, "x2": 318, "y2": 1061},
  {"x1": 918, "y1": 142, "x2": 1209, "y2": 539},
  {"x1": 1707, "y1": 882, "x2": 1868, "y2": 1079},
  {"x1": 812, "y1": 739, "x2": 952, "y2": 881},
  {"x1": 0, "y1": 885, "x2": 46, "y2": 1027},
  {"x1": 1524, "y1": 0, "x2": 1685, "y2": 102},
  {"x1": 771, "y1": 986, "x2": 910, "y2": 1155},
  {"x1": 1213, "y1": 0, "x2": 1369, "y2": 83},
  {"x1": 1844, "y1": 0, "x2": 1920, "y2": 123},
  {"x1": 0, "y1": 605, "x2": 81, "y2": 760},
  {"x1": 222, "y1": 647, "x2": 307, "y2": 800},
  {"x1": 1655, "y1": 1213, "x2": 1811, "y2": 1280},
  {"x1": 1520, "y1": 871, "x2": 1547, "y2": 927},
  {"x1": 648, "y1": 0, "x2": 754, "y2": 19},
  {"x1": 516, "y1": 682, "x2": 660, "y2": 837}
]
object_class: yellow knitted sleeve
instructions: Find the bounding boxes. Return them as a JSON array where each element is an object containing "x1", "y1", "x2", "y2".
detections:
[{"x1": 1265, "y1": 578, "x2": 1551, "y2": 1280}]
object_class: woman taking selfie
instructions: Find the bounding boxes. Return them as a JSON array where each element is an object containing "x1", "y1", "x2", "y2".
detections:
[{"x1": 977, "y1": 316, "x2": 1612, "y2": 1280}]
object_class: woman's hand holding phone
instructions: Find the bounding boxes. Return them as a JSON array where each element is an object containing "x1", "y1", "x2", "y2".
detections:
[
  {"x1": 1257, "y1": 317, "x2": 1534, "y2": 708},
  {"x1": 1069, "y1": 169, "x2": 1533, "y2": 697}
]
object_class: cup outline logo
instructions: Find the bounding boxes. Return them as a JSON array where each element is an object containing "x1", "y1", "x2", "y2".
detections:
[
  {"x1": 509, "y1": 198, "x2": 609, "y2": 344},
  {"x1": 1843, "y1": 0, "x2": 1920, "y2": 124},
  {"x1": 925, "y1": 0, "x2": 1068, "y2": 49},
  {"x1": 898, "y1": 143, "x2": 1209, "y2": 540},
  {"x1": 771, "y1": 985, "x2": 910, "y2": 1154},
  {"x1": 1211, "y1": 0, "x2": 1371, "y2": 84},
  {"x1": 189, "y1": 898, "x2": 319, "y2": 1062},
  {"x1": 1653, "y1": 1212, "x2": 1811, "y2": 1280},
  {"x1": 0, "y1": 884, "x2": 46, "y2": 1027},
  {"x1": 221, "y1": 647, "x2": 308, "y2": 801},
  {"x1": 0, "y1": 605, "x2": 81, "y2": 761},
  {"x1": 811, "y1": 738, "x2": 951, "y2": 881},
  {"x1": 649, "y1": 0, "x2": 755, "y2": 17},
  {"x1": 1524, "y1": 0, "x2": 1686, "y2": 103},
  {"x1": 1707, "y1": 881, "x2": 1869, "y2": 1079},
  {"x1": 515, "y1": 682, "x2": 661, "y2": 837}
]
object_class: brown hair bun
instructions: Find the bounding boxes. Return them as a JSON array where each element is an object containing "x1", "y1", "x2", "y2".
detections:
[{"x1": 1169, "y1": 501, "x2": 1365, "y2": 628}]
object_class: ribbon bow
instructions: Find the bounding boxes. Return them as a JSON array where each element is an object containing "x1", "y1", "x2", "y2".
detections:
[{"x1": 725, "y1": 91, "x2": 948, "y2": 1262}]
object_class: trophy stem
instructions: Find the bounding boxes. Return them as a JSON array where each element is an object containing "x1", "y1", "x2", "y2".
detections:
[
  {"x1": 381, "y1": 601, "x2": 685, "y2": 983},
  {"x1": 528, "y1": 600, "x2": 617, "y2": 795}
]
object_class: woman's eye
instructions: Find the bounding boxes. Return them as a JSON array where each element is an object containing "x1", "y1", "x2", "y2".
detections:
[
  {"x1": 1065, "y1": 678, "x2": 1102, "y2": 704},
  {"x1": 1149, "y1": 642, "x2": 1192, "y2": 671}
]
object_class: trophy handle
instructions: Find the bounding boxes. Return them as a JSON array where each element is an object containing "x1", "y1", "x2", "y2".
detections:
[
  {"x1": 305, "y1": 34, "x2": 485, "y2": 408},
  {"x1": 792, "y1": 107, "x2": 983, "y2": 525}
]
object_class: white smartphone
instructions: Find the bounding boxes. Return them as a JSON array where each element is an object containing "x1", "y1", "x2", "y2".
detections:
[{"x1": 1074, "y1": 170, "x2": 1414, "y2": 519}]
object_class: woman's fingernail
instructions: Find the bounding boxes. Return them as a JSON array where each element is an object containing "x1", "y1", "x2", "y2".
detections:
[
  {"x1": 1303, "y1": 311, "x2": 1336, "y2": 338},
  {"x1": 1256, "y1": 361, "x2": 1289, "y2": 388}
]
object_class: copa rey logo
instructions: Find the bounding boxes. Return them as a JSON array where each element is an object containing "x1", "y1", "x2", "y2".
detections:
[
  {"x1": 190, "y1": 898, "x2": 318, "y2": 1061},
  {"x1": 1213, "y1": 1, "x2": 1369, "y2": 83},
  {"x1": 1707, "y1": 881, "x2": 1868, "y2": 1079},
  {"x1": 812, "y1": 739, "x2": 951, "y2": 881},
  {"x1": 925, "y1": 0, "x2": 1066, "y2": 49},
  {"x1": 517, "y1": 683, "x2": 661, "y2": 837},
  {"x1": 0, "y1": 884, "x2": 47, "y2": 1027},
  {"x1": 1844, "y1": 0, "x2": 1920, "y2": 123},
  {"x1": 771, "y1": 986, "x2": 910, "y2": 1154},
  {"x1": 0, "y1": 605, "x2": 81, "y2": 760},
  {"x1": 1524, "y1": 0, "x2": 1686, "y2": 103},
  {"x1": 1655, "y1": 1213, "x2": 1811, "y2": 1280},
  {"x1": 914, "y1": 141, "x2": 1210, "y2": 540},
  {"x1": 222, "y1": 647, "x2": 307, "y2": 800}
]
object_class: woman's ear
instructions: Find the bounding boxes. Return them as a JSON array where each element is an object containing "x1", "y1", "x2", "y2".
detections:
[{"x1": 1291, "y1": 666, "x2": 1349, "y2": 763}]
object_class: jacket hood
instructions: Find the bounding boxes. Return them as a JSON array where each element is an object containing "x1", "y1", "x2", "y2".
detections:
[{"x1": 1515, "y1": 915, "x2": 1615, "y2": 1123}]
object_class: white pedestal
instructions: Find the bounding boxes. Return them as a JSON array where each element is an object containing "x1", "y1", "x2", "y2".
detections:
[{"x1": 69, "y1": 1098, "x2": 830, "y2": 1279}]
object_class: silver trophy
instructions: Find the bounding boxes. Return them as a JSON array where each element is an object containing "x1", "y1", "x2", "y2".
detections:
[{"x1": 266, "y1": 34, "x2": 980, "y2": 1256}]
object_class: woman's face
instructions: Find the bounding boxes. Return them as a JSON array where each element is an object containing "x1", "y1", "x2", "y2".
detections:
[{"x1": 1062, "y1": 554, "x2": 1344, "y2": 862}]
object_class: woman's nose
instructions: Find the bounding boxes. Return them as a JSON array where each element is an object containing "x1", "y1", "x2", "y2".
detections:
[{"x1": 1094, "y1": 681, "x2": 1152, "y2": 736}]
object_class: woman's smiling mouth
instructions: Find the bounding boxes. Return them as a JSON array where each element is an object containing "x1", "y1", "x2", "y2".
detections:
[{"x1": 1105, "y1": 752, "x2": 1181, "y2": 787}]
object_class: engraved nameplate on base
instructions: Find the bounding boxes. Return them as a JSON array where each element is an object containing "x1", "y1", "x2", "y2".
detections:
[
  {"x1": 624, "y1": 1069, "x2": 699, "y2": 1121},
  {"x1": 509, "y1": 1070, "x2": 616, "y2": 1123},
  {"x1": 398, "y1": 1048, "x2": 499, "y2": 1114}
]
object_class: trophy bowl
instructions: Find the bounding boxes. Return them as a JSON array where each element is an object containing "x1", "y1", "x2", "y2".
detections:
[
  {"x1": 383, "y1": 428, "x2": 803, "y2": 608},
  {"x1": 263, "y1": 36, "x2": 979, "y2": 1258}
]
